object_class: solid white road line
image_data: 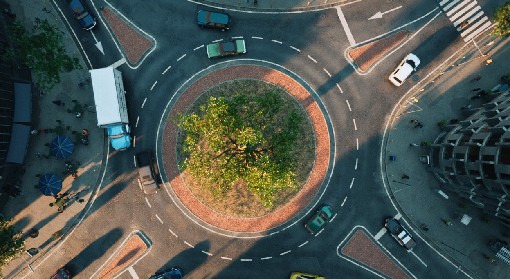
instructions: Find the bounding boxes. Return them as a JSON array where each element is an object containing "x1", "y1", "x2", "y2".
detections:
[
  {"x1": 150, "y1": 81, "x2": 157, "y2": 90},
  {"x1": 308, "y1": 55, "x2": 317, "y2": 63},
  {"x1": 127, "y1": 266, "x2": 139, "y2": 279},
  {"x1": 271, "y1": 39, "x2": 283, "y2": 44},
  {"x1": 350, "y1": 177, "x2": 355, "y2": 189},
  {"x1": 335, "y1": 6, "x2": 356, "y2": 46},
  {"x1": 141, "y1": 97, "x2": 147, "y2": 108},
  {"x1": 145, "y1": 197, "x2": 151, "y2": 208},
  {"x1": 176, "y1": 54, "x2": 186, "y2": 61},
  {"x1": 410, "y1": 250, "x2": 428, "y2": 267},
  {"x1": 109, "y1": 58, "x2": 126, "y2": 68},
  {"x1": 374, "y1": 227, "x2": 387, "y2": 240}
]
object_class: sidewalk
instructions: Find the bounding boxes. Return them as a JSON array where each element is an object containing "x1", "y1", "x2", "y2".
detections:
[
  {"x1": 384, "y1": 34, "x2": 510, "y2": 278},
  {"x1": 193, "y1": 0, "x2": 347, "y2": 11},
  {"x1": 0, "y1": 1, "x2": 105, "y2": 277}
]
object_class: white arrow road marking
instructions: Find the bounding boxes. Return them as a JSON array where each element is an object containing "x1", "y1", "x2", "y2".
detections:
[
  {"x1": 90, "y1": 30, "x2": 105, "y2": 55},
  {"x1": 409, "y1": 250, "x2": 428, "y2": 267},
  {"x1": 374, "y1": 227, "x2": 387, "y2": 240},
  {"x1": 127, "y1": 266, "x2": 139, "y2": 279},
  {"x1": 369, "y1": 6, "x2": 402, "y2": 20}
]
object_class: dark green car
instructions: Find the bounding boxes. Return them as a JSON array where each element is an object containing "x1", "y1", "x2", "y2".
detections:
[
  {"x1": 305, "y1": 205, "x2": 333, "y2": 234},
  {"x1": 197, "y1": 10, "x2": 231, "y2": 31}
]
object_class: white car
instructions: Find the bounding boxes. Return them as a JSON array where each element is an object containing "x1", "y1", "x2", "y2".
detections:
[{"x1": 389, "y1": 53, "x2": 420, "y2": 86}]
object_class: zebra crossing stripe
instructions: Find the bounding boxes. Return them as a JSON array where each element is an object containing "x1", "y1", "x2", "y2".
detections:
[
  {"x1": 463, "y1": 20, "x2": 491, "y2": 42},
  {"x1": 455, "y1": 10, "x2": 483, "y2": 29},
  {"x1": 445, "y1": 0, "x2": 469, "y2": 16},
  {"x1": 461, "y1": 16, "x2": 488, "y2": 38},
  {"x1": 442, "y1": 0, "x2": 463, "y2": 12},
  {"x1": 453, "y1": 6, "x2": 481, "y2": 26},
  {"x1": 439, "y1": 0, "x2": 450, "y2": 7},
  {"x1": 450, "y1": 1, "x2": 477, "y2": 21}
]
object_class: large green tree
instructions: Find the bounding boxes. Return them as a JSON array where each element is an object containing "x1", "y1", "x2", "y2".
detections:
[
  {"x1": 4, "y1": 18, "x2": 81, "y2": 90},
  {"x1": 0, "y1": 218, "x2": 25, "y2": 269},
  {"x1": 493, "y1": 1, "x2": 510, "y2": 38},
  {"x1": 176, "y1": 90, "x2": 304, "y2": 208}
]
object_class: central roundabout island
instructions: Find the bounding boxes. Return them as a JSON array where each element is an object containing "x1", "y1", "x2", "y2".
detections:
[{"x1": 159, "y1": 63, "x2": 332, "y2": 234}]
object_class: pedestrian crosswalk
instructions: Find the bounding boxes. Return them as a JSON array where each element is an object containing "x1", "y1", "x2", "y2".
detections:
[{"x1": 439, "y1": 0, "x2": 491, "y2": 42}]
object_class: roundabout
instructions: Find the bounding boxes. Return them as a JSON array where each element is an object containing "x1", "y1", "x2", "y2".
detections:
[{"x1": 157, "y1": 61, "x2": 337, "y2": 236}]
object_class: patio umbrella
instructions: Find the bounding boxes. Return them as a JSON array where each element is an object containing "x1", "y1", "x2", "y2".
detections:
[
  {"x1": 38, "y1": 173, "x2": 62, "y2": 196},
  {"x1": 49, "y1": 136, "x2": 74, "y2": 159}
]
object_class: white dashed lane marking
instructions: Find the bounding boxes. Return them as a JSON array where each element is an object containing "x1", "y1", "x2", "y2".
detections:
[
  {"x1": 145, "y1": 197, "x2": 151, "y2": 208},
  {"x1": 232, "y1": 36, "x2": 243, "y2": 39},
  {"x1": 168, "y1": 229, "x2": 177, "y2": 237},
  {"x1": 289, "y1": 45, "x2": 301, "y2": 52},
  {"x1": 280, "y1": 250, "x2": 291, "y2": 256},
  {"x1": 176, "y1": 54, "x2": 186, "y2": 61},
  {"x1": 341, "y1": 197, "x2": 347, "y2": 207},
  {"x1": 349, "y1": 177, "x2": 355, "y2": 189},
  {"x1": 156, "y1": 214, "x2": 163, "y2": 224},
  {"x1": 261, "y1": 256, "x2": 272, "y2": 260},
  {"x1": 135, "y1": 116, "x2": 140, "y2": 128},
  {"x1": 202, "y1": 250, "x2": 213, "y2": 256},
  {"x1": 271, "y1": 39, "x2": 283, "y2": 44},
  {"x1": 315, "y1": 228, "x2": 325, "y2": 236},
  {"x1": 345, "y1": 99, "x2": 352, "y2": 111},
  {"x1": 212, "y1": 39, "x2": 223, "y2": 43},
  {"x1": 193, "y1": 45, "x2": 204, "y2": 51},
  {"x1": 184, "y1": 241, "x2": 194, "y2": 248},
  {"x1": 355, "y1": 158, "x2": 358, "y2": 170},
  {"x1": 308, "y1": 55, "x2": 317, "y2": 63},
  {"x1": 356, "y1": 138, "x2": 359, "y2": 150},
  {"x1": 150, "y1": 81, "x2": 157, "y2": 90},
  {"x1": 240, "y1": 259, "x2": 253, "y2": 262},
  {"x1": 353, "y1": 119, "x2": 357, "y2": 130},
  {"x1": 162, "y1": 65, "x2": 171, "y2": 75},
  {"x1": 323, "y1": 68, "x2": 332, "y2": 77},
  {"x1": 329, "y1": 213, "x2": 337, "y2": 222},
  {"x1": 221, "y1": 256, "x2": 232, "y2": 261},
  {"x1": 298, "y1": 241, "x2": 308, "y2": 247},
  {"x1": 141, "y1": 97, "x2": 147, "y2": 108},
  {"x1": 252, "y1": 36, "x2": 263, "y2": 39}
]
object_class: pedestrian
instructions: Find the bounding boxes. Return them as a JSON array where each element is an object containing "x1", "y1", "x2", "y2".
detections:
[
  {"x1": 409, "y1": 143, "x2": 419, "y2": 147},
  {"x1": 410, "y1": 119, "x2": 418, "y2": 123},
  {"x1": 472, "y1": 88, "x2": 481, "y2": 91},
  {"x1": 35, "y1": 152, "x2": 43, "y2": 159},
  {"x1": 480, "y1": 90, "x2": 488, "y2": 96},
  {"x1": 49, "y1": 203, "x2": 54, "y2": 207},
  {"x1": 81, "y1": 129, "x2": 89, "y2": 136},
  {"x1": 471, "y1": 94, "x2": 481, "y2": 100},
  {"x1": 414, "y1": 122, "x2": 423, "y2": 128},
  {"x1": 402, "y1": 174, "x2": 410, "y2": 180}
]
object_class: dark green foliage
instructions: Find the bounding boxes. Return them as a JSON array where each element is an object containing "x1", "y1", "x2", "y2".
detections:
[
  {"x1": 0, "y1": 218, "x2": 25, "y2": 269},
  {"x1": 176, "y1": 90, "x2": 306, "y2": 208},
  {"x1": 4, "y1": 18, "x2": 81, "y2": 90},
  {"x1": 493, "y1": 1, "x2": 510, "y2": 38}
]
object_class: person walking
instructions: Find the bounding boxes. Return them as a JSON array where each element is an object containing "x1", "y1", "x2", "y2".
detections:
[{"x1": 402, "y1": 174, "x2": 410, "y2": 180}]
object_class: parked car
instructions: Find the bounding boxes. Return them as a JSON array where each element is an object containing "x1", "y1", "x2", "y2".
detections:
[
  {"x1": 388, "y1": 53, "x2": 420, "y2": 86},
  {"x1": 50, "y1": 266, "x2": 72, "y2": 279},
  {"x1": 66, "y1": 0, "x2": 97, "y2": 30},
  {"x1": 197, "y1": 9, "x2": 231, "y2": 31},
  {"x1": 149, "y1": 267, "x2": 182, "y2": 279},
  {"x1": 304, "y1": 205, "x2": 333, "y2": 234},
  {"x1": 290, "y1": 271, "x2": 325, "y2": 279},
  {"x1": 385, "y1": 217, "x2": 416, "y2": 250},
  {"x1": 206, "y1": 40, "x2": 246, "y2": 58},
  {"x1": 136, "y1": 151, "x2": 159, "y2": 194}
]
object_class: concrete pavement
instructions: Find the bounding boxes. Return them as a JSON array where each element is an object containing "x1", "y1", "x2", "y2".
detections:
[
  {"x1": 383, "y1": 33, "x2": 510, "y2": 278},
  {"x1": 0, "y1": 0, "x2": 106, "y2": 277}
]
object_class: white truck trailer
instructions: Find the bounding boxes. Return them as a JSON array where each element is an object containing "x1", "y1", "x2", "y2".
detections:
[{"x1": 90, "y1": 67, "x2": 131, "y2": 150}]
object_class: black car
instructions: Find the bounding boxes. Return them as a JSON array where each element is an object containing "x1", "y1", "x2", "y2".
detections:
[
  {"x1": 66, "y1": 0, "x2": 97, "y2": 30},
  {"x1": 150, "y1": 267, "x2": 183, "y2": 279},
  {"x1": 50, "y1": 266, "x2": 72, "y2": 279},
  {"x1": 197, "y1": 9, "x2": 231, "y2": 31}
]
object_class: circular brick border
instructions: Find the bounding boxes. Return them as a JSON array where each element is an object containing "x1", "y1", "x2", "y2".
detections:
[{"x1": 161, "y1": 64, "x2": 330, "y2": 233}]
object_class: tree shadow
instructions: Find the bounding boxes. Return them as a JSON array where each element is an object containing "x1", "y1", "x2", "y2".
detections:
[{"x1": 65, "y1": 227, "x2": 123, "y2": 276}]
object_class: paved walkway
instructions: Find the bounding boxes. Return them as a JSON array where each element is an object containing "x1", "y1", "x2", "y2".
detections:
[
  {"x1": 384, "y1": 34, "x2": 510, "y2": 278},
  {"x1": 0, "y1": 1, "x2": 105, "y2": 277}
]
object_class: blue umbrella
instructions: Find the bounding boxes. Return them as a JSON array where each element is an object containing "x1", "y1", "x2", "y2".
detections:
[
  {"x1": 50, "y1": 136, "x2": 74, "y2": 159},
  {"x1": 38, "y1": 173, "x2": 62, "y2": 196}
]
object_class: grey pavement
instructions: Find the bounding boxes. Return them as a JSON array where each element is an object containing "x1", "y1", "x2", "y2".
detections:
[
  {"x1": 384, "y1": 34, "x2": 510, "y2": 278},
  {"x1": 0, "y1": 0, "x2": 105, "y2": 277}
]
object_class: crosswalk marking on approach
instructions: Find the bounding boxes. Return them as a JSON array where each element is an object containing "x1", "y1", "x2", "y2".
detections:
[{"x1": 438, "y1": 0, "x2": 491, "y2": 42}]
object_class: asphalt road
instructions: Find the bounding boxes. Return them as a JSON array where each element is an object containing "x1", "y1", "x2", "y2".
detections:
[{"x1": 31, "y1": 0, "x2": 495, "y2": 278}]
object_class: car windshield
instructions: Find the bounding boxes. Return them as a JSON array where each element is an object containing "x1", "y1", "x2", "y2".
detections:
[{"x1": 407, "y1": 60, "x2": 416, "y2": 68}]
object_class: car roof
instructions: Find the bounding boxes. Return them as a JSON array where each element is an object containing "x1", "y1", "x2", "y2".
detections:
[{"x1": 197, "y1": 10, "x2": 229, "y2": 25}]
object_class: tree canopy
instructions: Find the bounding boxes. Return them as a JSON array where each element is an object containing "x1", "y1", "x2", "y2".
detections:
[
  {"x1": 493, "y1": 1, "x2": 510, "y2": 38},
  {"x1": 0, "y1": 218, "x2": 25, "y2": 269},
  {"x1": 176, "y1": 89, "x2": 306, "y2": 208},
  {"x1": 4, "y1": 18, "x2": 81, "y2": 90}
]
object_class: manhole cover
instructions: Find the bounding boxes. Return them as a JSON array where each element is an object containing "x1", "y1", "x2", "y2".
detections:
[{"x1": 412, "y1": 74, "x2": 420, "y2": 82}]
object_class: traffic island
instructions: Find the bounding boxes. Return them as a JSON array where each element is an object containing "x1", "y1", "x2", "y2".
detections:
[
  {"x1": 101, "y1": 7, "x2": 155, "y2": 66},
  {"x1": 97, "y1": 231, "x2": 151, "y2": 279},
  {"x1": 348, "y1": 30, "x2": 410, "y2": 73}
]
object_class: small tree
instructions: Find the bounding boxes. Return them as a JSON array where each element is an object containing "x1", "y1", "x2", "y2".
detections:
[
  {"x1": 493, "y1": 1, "x2": 510, "y2": 38},
  {"x1": 4, "y1": 18, "x2": 81, "y2": 90},
  {"x1": 0, "y1": 218, "x2": 25, "y2": 269}
]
